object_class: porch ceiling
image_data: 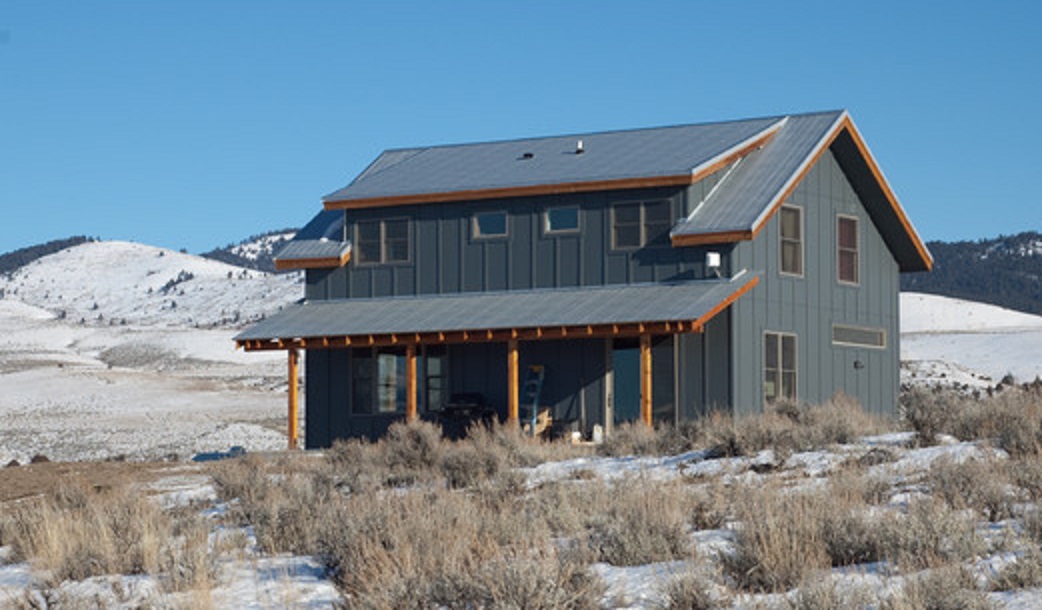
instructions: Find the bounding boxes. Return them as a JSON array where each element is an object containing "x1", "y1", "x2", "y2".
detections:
[{"x1": 235, "y1": 272, "x2": 760, "y2": 351}]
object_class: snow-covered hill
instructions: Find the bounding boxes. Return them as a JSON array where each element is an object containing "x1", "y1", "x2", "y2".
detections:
[
  {"x1": 901, "y1": 292, "x2": 1042, "y2": 388},
  {"x1": 0, "y1": 240, "x2": 302, "y2": 328}
]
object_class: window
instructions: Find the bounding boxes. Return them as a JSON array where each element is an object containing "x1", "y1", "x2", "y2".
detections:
[
  {"x1": 356, "y1": 219, "x2": 410, "y2": 264},
  {"x1": 780, "y1": 205, "x2": 803, "y2": 276},
  {"x1": 764, "y1": 332, "x2": 797, "y2": 405},
  {"x1": 350, "y1": 348, "x2": 407, "y2": 414},
  {"x1": 611, "y1": 199, "x2": 672, "y2": 249},
  {"x1": 544, "y1": 206, "x2": 579, "y2": 234},
  {"x1": 832, "y1": 324, "x2": 885, "y2": 349},
  {"x1": 473, "y1": 211, "x2": 507, "y2": 238},
  {"x1": 838, "y1": 215, "x2": 859, "y2": 284},
  {"x1": 423, "y1": 345, "x2": 447, "y2": 411}
]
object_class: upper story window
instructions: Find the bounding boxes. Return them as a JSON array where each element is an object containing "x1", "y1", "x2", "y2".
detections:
[
  {"x1": 356, "y1": 219, "x2": 410, "y2": 264},
  {"x1": 544, "y1": 206, "x2": 580, "y2": 234},
  {"x1": 837, "y1": 215, "x2": 859, "y2": 284},
  {"x1": 779, "y1": 205, "x2": 803, "y2": 276},
  {"x1": 473, "y1": 211, "x2": 508, "y2": 239},
  {"x1": 612, "y1": 199, "x2": 671, "y2": 249}
]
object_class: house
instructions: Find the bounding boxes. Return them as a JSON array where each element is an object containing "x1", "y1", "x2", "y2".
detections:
[{"x1": 235, "y1": 110, "x2": 932, "y2": 447}]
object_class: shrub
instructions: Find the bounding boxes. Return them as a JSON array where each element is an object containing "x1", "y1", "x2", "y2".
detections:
[
  {"x1": 927, "y1": 455, "x2": 1015, "y2": 522},
  {"x1": 900, "y1": 387, "x2": 951, "y2": 446},
  {"x1": 893, "y1": 565, "x2": 992, "y2": 610},
  {"x1": 598, "y1": 422, "x2": 663, "y2": 457},
  {"x1": 722, "y1": 485, "x2": 830, "y2": 592},
  {"x1": 662, "y1": 567, "x2": 723, "y2": 610},
  {"x1": 587, "y1": 476, "x2": 691, "y2": 566},
  {"x1": 990, "y1": 546, "x2": 1042, "y2": 591},
  {"x1": 877, "y1": 498, "x2": 983, "y2": 570},
  {"x1": 384, "y1": 419, "x2": 444, "y2": 483}
]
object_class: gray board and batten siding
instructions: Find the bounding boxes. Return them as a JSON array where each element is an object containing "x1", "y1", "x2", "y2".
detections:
[{"x1": 730, "y1": 148, "x2": 900, "y2": 417}]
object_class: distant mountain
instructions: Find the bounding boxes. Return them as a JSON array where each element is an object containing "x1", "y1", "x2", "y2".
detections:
[
  {"x1": 0, "y1": 240, "x2": 301, "y2": 328},
  {"x1": 200, "y1": 229, "x2": 297, "y2": 273},
  {"x1": 0, "y1": 236, "x2": 96, "y2": 276},
  {"x1": 901, "y1": 231, "x2": 1042, "y2": 316}
]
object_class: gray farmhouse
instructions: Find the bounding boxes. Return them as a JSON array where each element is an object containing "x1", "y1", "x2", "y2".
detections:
[{"x1": 236, "y1": 110, "x2": 932, "y2": 447}]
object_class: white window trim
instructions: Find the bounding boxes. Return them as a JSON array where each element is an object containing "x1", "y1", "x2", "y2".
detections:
[
  {"x1": 472, "y1": 211, "x2": 509, "y2": 239},
  {"x1": 763, "y1": 330, "x2": 798, "y2": 406},
  {"x1": 779, "y1": 205, "x2": 804, "y2": 278},
  {"x1": 832, "y1": 323, "x2": 886, "y2": 349},
  {"x1": 543, "y1": 206, "x2": 581, "y2": 235},
  {"x1": 354, "y1": 218, "x2": 411, "y2": 265},
  {"x1": 837, "y1": 214, "x2": 860, "y2": 286}
]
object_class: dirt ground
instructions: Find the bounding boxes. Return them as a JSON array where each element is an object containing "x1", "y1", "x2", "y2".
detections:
[{"x1": 0, "y1": 459, "x2": 191, "y2": 504}]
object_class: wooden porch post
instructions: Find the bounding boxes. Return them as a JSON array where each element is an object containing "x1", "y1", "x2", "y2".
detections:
[
  {"x1": 640, "y1": 334, "x2": 652, "y2": 427},
  {"x1": 507, "y1": 339, "x2": 519, "y2": 425},
  {"x1": 406, "y1": 343, "x2": 418, "y2": 422},
  {"x1": 288, "y1": 348, "x2": 300, "y2": 450}
]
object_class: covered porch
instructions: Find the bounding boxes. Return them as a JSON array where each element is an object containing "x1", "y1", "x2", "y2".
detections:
[{"x1": 235, "y1": 273, "x2": 759, "y2": 448}]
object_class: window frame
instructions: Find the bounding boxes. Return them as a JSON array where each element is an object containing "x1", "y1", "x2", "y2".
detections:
[
  {"x1": 763, "y1": 330, "x2": 798, "y2": 406},
  {"x1": 354, "y1": 218, "x2": 411, "y2": 265},
  {"x1": 350, "y1": 347, "x2": 409, "y2": 415},
  {"x1": 472, "y1": 210, "x2": 509, "y2": 240},
  {"x1": 832, "y1": 323, "x2": 886, "y2": 349},
  {"x1": 610, "y1": 198, "x2": 673, "y2": 250},
  {"x1": 837, "y1": 214, "x2": 860, "y2": 285},
  {"x1": 779, "y1": 204, "x2": 804, "y2": 277},
  {"x1": 543, "y1": 206, "x2": 580, "y2": 235}
]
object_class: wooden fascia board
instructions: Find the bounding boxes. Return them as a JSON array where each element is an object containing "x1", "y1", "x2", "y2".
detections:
[
  {"x1": 274, "y1": 249, "x2": 351, "y2": 271},
  {"x1": 833, "y1": 117, "x2": 934, "y2": 271},
  {"x1": 671, "y1": 229, "x2": 753, "y2": 247},
  {"x1": 322, "y1": 121, "x2": 785, "y2": 211}
]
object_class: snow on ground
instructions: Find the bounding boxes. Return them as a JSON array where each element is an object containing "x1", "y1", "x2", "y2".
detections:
[
  {"x1": 228, "y1": 231, "x2": 296, "y2": 262},
  {"x1": 901, "y1": 292, "x2": 1042, "y2": 388},
  {"x1": 0, "y1": 240, "x2": 301, "y2": 327},
  {"x1": 0, "y1": 276, "x2": 291, "y2": 465}
]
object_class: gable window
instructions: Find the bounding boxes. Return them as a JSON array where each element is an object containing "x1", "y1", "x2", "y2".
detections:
[
  {"x1": 838, "y1": 215, "x2": 859, "y2": 284},
  {"x1": 356, "y1": 219, "x2": 410, "y2": 264},
  {"x1": 764, "y1": 331, "x2": 797, "y2": 405},
  {"x1": 473, "y1": 211, "x2": 508, "y2": 238},
  {"x1": 780, "y1": 205, "x2": 803, "y2": 276},
  {"x1": 612, "y1": 199, "x2": 672, "y2": 249},
  {"x1": 544, "y1": 206, "x2": 580, "y2": 234}
]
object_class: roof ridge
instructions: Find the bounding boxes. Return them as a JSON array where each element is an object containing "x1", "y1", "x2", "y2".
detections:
[{"x1": 372, "y1": 111, "x2": 844, "y2": 154}]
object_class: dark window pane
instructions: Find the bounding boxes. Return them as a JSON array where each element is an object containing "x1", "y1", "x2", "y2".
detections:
[
  {"x1": 839, "y1": 250, "x2": 858, "y2": 283},
  {"x1": 474, "y1": 212, "x2": 507, "y2": 237},
  {"x1": 781, "y1": 242, "x2": 802, "y2": 275},
  {"x1": 781, "y1": 372, "x2": 797, "y2": 400},
  {"x1": 351, "y1": 351, "x2": 373, "y2": 415},
  {"x1": 781, "y1": 207, "x2": 801, "y2": 239},
  {"x1": 765, "y1": 333, "x2": 778, "y2": 369},
  {"x1": 356, "y1": 221, "x2": 381, "y2": 264},
  {"x1": 357, "y1": 221, "x2": 380, "y2": 242},
  {"x1": 614, "y1": 225, "x2": 641, "y2": 249},
  {"x1": 838, "y1": 217, "x2": 858, "y2": 249},
  {"x1": 645, "y1": 221, "x2": 672, "y2": 246},
  {"x1": 546, "y1": 207, "x2": 579, "y2": 232},
  {"x1": 644, "y1": 200, "x2": 671, "y2": 223},
  {"x1": 385, "y1": 238, "x2": 409, "y2": 262},
  {"x1": 833, "y1": 325, "x2": 885, "y2": 348},
  {"x1": 614, "y1": 203, "x2": 640, "y2": 224},
  {"x1": 764, "y1": 370, "x2": 778, "y2": 403},
  {"x1": 782, "y1": 335, "x2": 796, "y2": 371},
  {"x1": 385, "y1": 219, "x2": 409, "y2": 241}
]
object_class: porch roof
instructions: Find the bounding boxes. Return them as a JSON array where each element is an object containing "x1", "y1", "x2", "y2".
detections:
[{"x1": 235, "y1": 271, "x2": 760, "y2": 351}]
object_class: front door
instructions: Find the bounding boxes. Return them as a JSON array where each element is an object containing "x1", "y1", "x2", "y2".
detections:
[{"x1": 611, "y1": 339, "x2": 641, "y2": 426}]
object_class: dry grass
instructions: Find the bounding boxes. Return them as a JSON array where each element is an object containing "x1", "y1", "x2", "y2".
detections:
[
  {"x1": 890, "y1": 565, "x2": 993, "y2": 610},
  {"x1": 586, "y1": 476, "x2": 691, "y2": 566},
  {"x1": 902, "y1": 385, "x2": 1042, "y2": 453},
  {"x1": 3, "y1": 482, "x2": 215, "y2": 591},
  {"x1": 926, "y1": 455, "x2": 1016, "y2": 522},
  {"x1": 722, "y1": 484, "x2": 831, "y2": 592}
]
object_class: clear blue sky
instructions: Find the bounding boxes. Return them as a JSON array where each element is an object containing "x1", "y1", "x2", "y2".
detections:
[{"x1": 1, "y1": 1, "x2": 1039, "y2": 254}]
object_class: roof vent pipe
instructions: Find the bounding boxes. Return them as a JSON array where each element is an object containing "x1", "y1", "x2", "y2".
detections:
[{"x1": 575, "y1": 139, "x2": 584, "y2": 154}]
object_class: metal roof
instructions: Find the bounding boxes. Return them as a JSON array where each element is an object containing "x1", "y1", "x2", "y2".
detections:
[
  {"x1": 235, "y1": 272, "x2": 760, "y2": 343},
  {"x1": 671, "y1": 111, "x2": 844, "y2": 236},
  {"x1": 273, "y1": 239, "x2": 351, "y2": 262},
  {"x1": 322, "y1": 116, "x2": 785, "y2": 204}
]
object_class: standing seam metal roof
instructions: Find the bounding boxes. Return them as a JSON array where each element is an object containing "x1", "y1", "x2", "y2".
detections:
[{"x1": 234, "y1": 273, "x2": 760, "y2": 342}]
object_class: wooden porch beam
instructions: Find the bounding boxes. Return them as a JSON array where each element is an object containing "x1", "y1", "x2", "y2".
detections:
[
  {"x1": 288, "y1": 349, "x2": 300, "y2": 450},
  {"x1": 640, "y1": 334, "x2": 652, "y2": 427},
  {"x1": 507, "y1": 338, "x2": 519, "y2": 425},
  {"x1": 405, "y1": 344, "x2": 417, "y2": 422}
]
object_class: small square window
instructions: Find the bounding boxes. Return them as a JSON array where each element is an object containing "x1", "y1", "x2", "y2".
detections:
[
  {"x1": 474, "y1": 211, "x2": 508, "y2": 238},
  {"x1": 545, "y1": 206, "x2": 579, "y2": 233}
]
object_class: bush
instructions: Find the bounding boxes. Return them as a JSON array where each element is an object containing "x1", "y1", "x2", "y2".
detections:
[
  {"x1": 587, "y1": 476, "x2": 691, "y2": 566},
  {"x1": 893, "y1": 565, "x2": 992, "y2": 610},
  {"x1": 877, "y1": 498, "x2": 983, "y2": 570},
  {"x1": 990, "y1": 546, "x2": 1042, "y2": 591},
  {"x1": 927, "y1": 456, "x2": 1015, "y2": 522},
  {"x1": 598, "y1": 422, "x2": 663, "y2": 457},
  {"x1": 722, "y1": 485, "x2": 830, "y2": 592},
  {"x1": 662, "y1": 568, "x2": 723, "y2": 610}
]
